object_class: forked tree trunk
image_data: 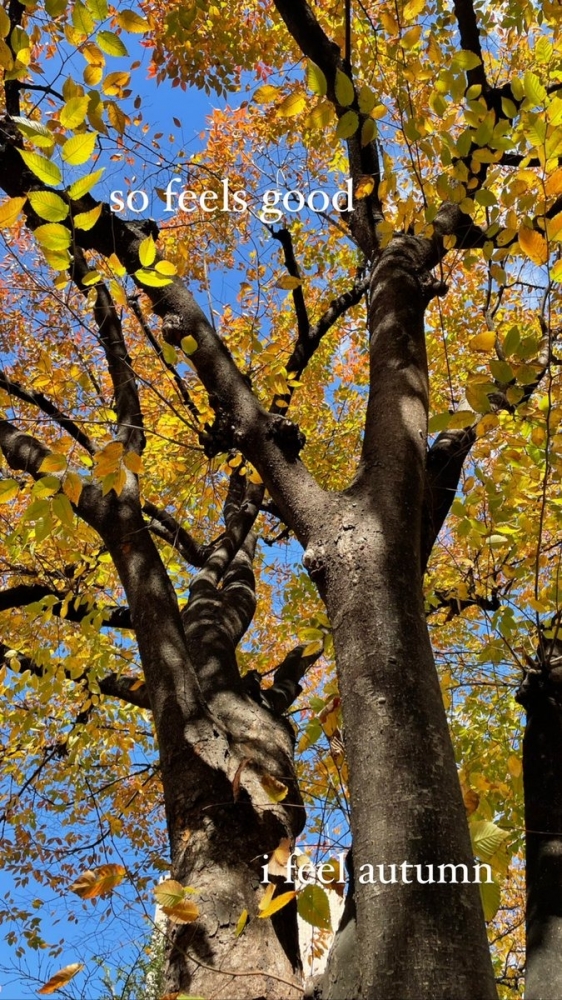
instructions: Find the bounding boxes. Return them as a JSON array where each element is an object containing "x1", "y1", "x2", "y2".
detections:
[{"x1": 307, "y1": 243, "x2": 497, "y2": 999}]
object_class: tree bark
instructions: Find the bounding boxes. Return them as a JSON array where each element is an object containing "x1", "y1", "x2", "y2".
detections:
[
  {"x1": 304, "y1": 241, "x2": 497, "y2": 999},
  {"x1": 517, "y1": 659, "x2": 562, "y2": 1000}
]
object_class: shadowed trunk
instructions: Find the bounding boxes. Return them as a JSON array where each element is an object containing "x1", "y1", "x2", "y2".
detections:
[{"x1": 517, "y1": 654, "x2": 562, "y2": 1000}]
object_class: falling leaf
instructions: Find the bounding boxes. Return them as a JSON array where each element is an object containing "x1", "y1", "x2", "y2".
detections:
[
  {"x1": 69, "y1": 863, "x2": 126, "y2": 898},
  {"x1": 260, "y1": 773, "x2": 288, "y2": 802},
  {"x1": 37, "y1": 963, "x2": 84, "y2": 994}
]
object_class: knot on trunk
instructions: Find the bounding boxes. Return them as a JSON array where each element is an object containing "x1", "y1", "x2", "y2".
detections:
[{"x1": 267, "y1": 414, "x2": 306, "y2": 460}]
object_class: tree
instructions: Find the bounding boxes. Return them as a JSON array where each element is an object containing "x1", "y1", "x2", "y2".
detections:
[{"x1": 0, "y1": 0, "x2": 561, "y2": 997}]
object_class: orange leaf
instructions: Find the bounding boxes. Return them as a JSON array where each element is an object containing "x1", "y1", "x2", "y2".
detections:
[
  {"x1": 37, "y1": 963, "x2": 84, "y2": 994},
  {"x1": 69, "y1": 863, "x2": 126, "y2": 899}
]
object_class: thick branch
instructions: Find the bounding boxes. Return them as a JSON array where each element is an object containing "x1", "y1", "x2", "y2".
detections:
[
  {"x1": 0, "y1": 583, "x2": 131, "y2": 628},
  {"x1": 272, "y1": 0, "x2": 382, "y2": 256},
  {"x1": 452, "y1": 0, "x2": 487, "y2": 92},
  {"x1": 0, "y1": 371, "x2": 95, "y2": 455},
  {"x1": 262, "y1": 643, "x2": 323, "y2": 715},
  {"x1": 272, "y1": 227, "x2": 310, "y2": 343},
  {"x1": 422, "y1": 427, "x2": 476, "y2": 571}
]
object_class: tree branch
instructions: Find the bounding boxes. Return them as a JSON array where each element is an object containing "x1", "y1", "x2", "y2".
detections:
[
  {"x1": 0, "y1": 370, "x2": 95, "y2": 455},
  {"x1": 72, "y1": 250, "x2": 145, "y2": 455},
  {"x1": 0, "y1": 583, "x2": 131, "y2": 628},
  {"x1": 142, "y1": 501, "x2": 209, "y2": 567},
  {"x1": 422, "y1": 426, "x2": 476, "y2": 571},
  {"x1": 0, "y1": 641, "x2": 149, "y2": 709}
]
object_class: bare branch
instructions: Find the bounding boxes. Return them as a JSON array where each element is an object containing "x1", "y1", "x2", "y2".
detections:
[
  {"x1": 142, "y1": 501, "x2": 209, "y2": 567},
  {"x1": 271, "y1": 227, "x2": 310, "y2": 342},
  {"x1": 72, "y1": 250, "x2": 145, "y2": 455},
  {"x1": 0, "y1": 370, "x2": 95, "y2": 455}
]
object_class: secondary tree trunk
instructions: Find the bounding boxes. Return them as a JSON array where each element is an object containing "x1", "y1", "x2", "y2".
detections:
[{"x1": 517, "y1": 654, "x2": 562, "y2": 1000}]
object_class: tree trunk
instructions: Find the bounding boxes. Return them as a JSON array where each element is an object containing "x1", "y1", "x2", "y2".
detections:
[
  {"x1": 518, "y1": 659, "x2": 562, "y2": 1000},
  {"x1": 160, "y1": 702, "x2": 304, "y2": 1000},
  {"x1": 306, "y1": 241, "x2": 497, "y2": 999}
]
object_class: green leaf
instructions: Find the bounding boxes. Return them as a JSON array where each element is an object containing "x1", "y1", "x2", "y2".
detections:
[
  {"x1": 335, "y1": 69, "x2": 354, "y2": 107},
  {"x1": 67, "y1": 167, "x2": 105, "y2": 199},
  {"x1": 470, "y1": 820, "x2": 509, "y2": 861},
  {"x1": 52, "y1": 493, "x2": 75, "y2": 526},
  {"x1": 336, "y1": 110, "x2": 359, "y2": 139},
  {"x1": 85, "y1": 0, "x2": 108, "y2": 19},
  {"x1": 72, "y1": 1, "x2": 94, "y2": 34},
  {"x1": 96, "y1": 30, "x2": 128, "y2": 56},
  {"x1": 18, "y1": 149, "x2": 62, "y2": 186},
  {"x1": 479, "y1": 878, "x2": 501, "y2": 922},
  {"x1": 61, "y1": 132, "x2": 97, "y2": 165},
  {"x1": 28, "y1": 191, "x2": 68, "y2": 222},
  {"x1": 454, "y1": 50, "x2": 482, "y2": 71},
  {"x1": 181, "y1": 336, "x2": 197, "y2": 355},
  {"x1": 523, "y1": 70, "x2": 547, "y2": 106},
  {"x1": 306, "y1": 61, "x2": 327, "y2": 97},
  {"x1": 0, "y1": 479, "x2": 19, "y2": 503},
  {"x1": 297, "y1": 884, "x2": 331, "y2": 930}
]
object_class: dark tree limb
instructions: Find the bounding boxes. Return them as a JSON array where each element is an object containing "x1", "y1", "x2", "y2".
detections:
[
  {"x1": 142, "y1": 500, "x2": 209, "y2": 567},
  {"x1": 271, "y1": 227, "x2": 310, "y2": 343},
  {"x1": 261, "y1": 643, "x2": 323, "y2": 715},
  {"x1": 0, "y1": 641, "x2": 149, "y2": 710},
  {"x1": 452, "y1": 0, "x2": 487, "y2": 92},
  {"x1": 72, "y1": 250, "x2": 145, "y2": 455},
  {"x1": 0, "y1": 582, "x2": 131, "y2": 628},
  {"x1": 272, "y1": 0, "x2": 383, "y2": 256},
  {"x1": 422, "y1": 426, "x2": 476, "y2": 571},
  {"x1": 0, "y1": 371, "x2": 95, "y2": 455}
]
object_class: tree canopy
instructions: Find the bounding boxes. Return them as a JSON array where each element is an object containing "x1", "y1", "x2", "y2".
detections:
[{"x1": 1, "y1": 0, "x2": 562, "y2": 998}]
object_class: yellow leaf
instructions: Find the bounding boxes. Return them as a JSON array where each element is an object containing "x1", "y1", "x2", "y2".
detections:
[
  {"x1": 306, "y1": 61, "x2": 327, "y2": 97},
  {"x1": 135, "y1": 268, "x2": 173, "y2": 287},
  {"x1": 335, "y1": 69, "x2": 354, "y2": 107},
  {"x1": 84, "y1": 63, "x2": 103, "y2": 86},
  {"x1": 253, "y1": 84, "x2": 278, "y2": 104},
  {"x1": 60, "y1": 95, "x2": 90, "y2": 129},
  {"x1": 139, "y1": 236, "x2": 156, "y2": 266},
  {"x1": 275, "y1": 275, "x2": 302, "y2": 290},
  {"x1": 277, "y1": 92, "x2": 306, "y2": 117},
  {"x1": 267, "y1": 837, "x2": 292, "y2": 877},
  {"x1": 115, "y1": 8, "x2": 149, "y2": 32},
  {"x1": 28, "y1": 191, "x2": 68, "y2": 222},
  {"x1": 0, "y1": 195, "x2": 26, "y2": 227},
  {"x1": 235, "y1": 908, "x2": 249, "y2": 936},
  {"x1": 303, "y1": 638, "x2": 324, "y2": 656},
  {"x1": 181, "y1": 335, "x2": 198, "y2": 355},
  {"x1": 93, "y1": 440, "x2": 124, "y2": 477},
  {"x1": 161, "y1": 900, "x2": 200, "y2": 924},
  {"x1": 355, "y1": 176, "x2": 375, "y2": 199},
  {"x1": 154, "y1": 879, "x2": 185, "y2": 908},
  {"x1": 37, "y1": 963, "x2": 84, "y2": 994},
  {"x1": 380, "y1": 9, "x2": 399, "y2": 33},
  {"x1": 123, "y1": 451, "x2": 142, "y2": 474},
  {"x1": 469, "y1": 332, "x2": 496, "y2": 351},
  {"x1": 39, "y1": 453, "x2": 67, "y2": 473},
  {"x1": 61, "y1": 131, "x2": 97, "y2": 165},
  {"x1": 258, "y1": 887, "x2": 298, "y2": 919},
  {"x1": 518, "y1": 226, "x2": 548, "y2": 265},
  {"x1": 73, "y1": 204, "x2": 102, "y2": 230},
  {"x1": 0, "y1": 479, "x2": 19, "y2": 503},
  {"x1": 260, "y1": 772, "x2": 288, "y2": 802},
  {"x1": 63, "y1": 472, "x2": 83, "y2": 505},
  {"x1": 247, "y1": 465, "x2": 263, "y2": 484},
  {"x1": 67, "y1": 168, "x2": 105, "y2": 199},
  {"x1": 155, "y1": 260, "x2": 177, "y2": 276},
  {"x1": 35, "y1": 223, "x2": 72, "y2": 251},
  {"x1": 551, "y1": 259, "x2": 562, "y2": 282},
  {"x1": 81, "y1": 269, "x2": 101, "y2": 285},
  {"x1": 18, "y1": 148, "x2": 62, "y2": 185},
  {"x1": 401, "y1": 24, "x2": 422, "y2": 49},
  {"x1": 507, "y1": 754, "x2": 522, "y2": 778},
  {"x1": 69, "y1": 864, "x2": 126, "y2": 899},
  {"x1": 336, "y1": 110, "x2": 359, "y2": 139},
  {"x1": 403, "y1": 0, "x2": 425, "y2": 19},
  {"x1": 545, "y1": 166, "x2": 562, "y2": 197}
]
